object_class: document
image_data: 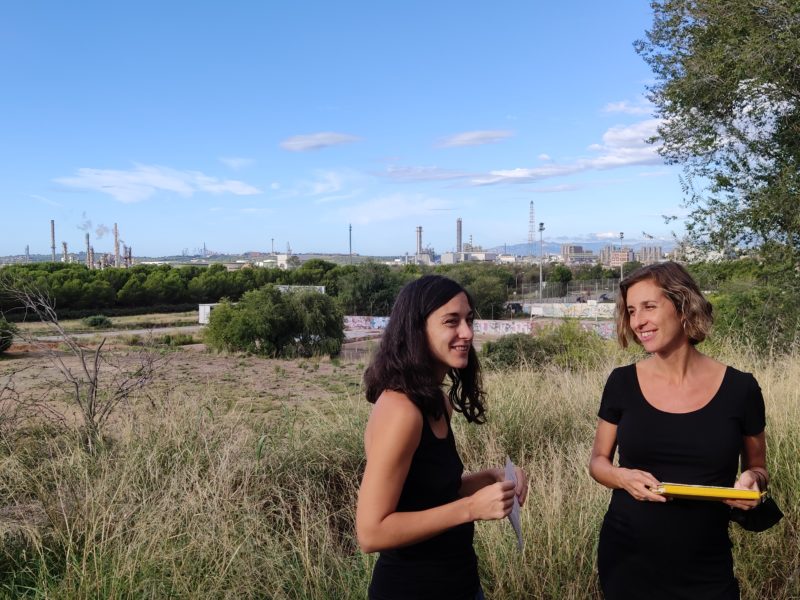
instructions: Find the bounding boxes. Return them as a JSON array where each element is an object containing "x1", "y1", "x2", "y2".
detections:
[{"x1": 504, "y1": 456, "x2": 523, "y2": 550}]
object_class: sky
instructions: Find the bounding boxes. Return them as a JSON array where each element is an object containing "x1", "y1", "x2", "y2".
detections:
[{"x1": 0, "y1": 1, "x2": 687, "y2": 258}]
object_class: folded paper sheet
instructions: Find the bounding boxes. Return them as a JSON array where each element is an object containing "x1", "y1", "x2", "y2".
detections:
[{"x1": 504, "y1": 456, "x2": 523, "y2": 550}]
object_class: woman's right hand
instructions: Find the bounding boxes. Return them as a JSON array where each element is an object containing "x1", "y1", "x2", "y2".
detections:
[
  {"x1": 616, "y1": 468, "x2": 666, "y2": 502},
  {"x1": 467, "y1": 480, "x2": 516, "y2": 521}
]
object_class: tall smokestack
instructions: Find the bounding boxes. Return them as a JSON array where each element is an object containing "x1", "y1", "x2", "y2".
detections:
[
  {"x1": 50, "y1": 220, "x2": 56, "y2": 262},
  {"x1": 25, "y1": 245, "x2": 30, "y2": 263},
  {"x1": 89, "y1": 246, "x2": 94, "y2": 270},
  {"x1": 85, "y1": 233, "x2": 91, "y2": 268},
  {"x1": 114, "y1": 223, "x2": 120, "y2": 267},
  {"x1": 416, "y1": 226, "x2": 423, "y2": 255},
  {"x1": 62, "y1": 242, "x2": 68, "y2": 263},
  {"x1": 456, "y1": 218, "x2": 462, "y2": 253}
]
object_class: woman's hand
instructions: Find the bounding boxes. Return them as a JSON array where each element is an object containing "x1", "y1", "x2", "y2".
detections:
[
  {"x1": 467, "y1": 480, "x2": 516, "y2": 521},
  {"x1": 724, "y1": 470, "x2": 762, "y2": 510},
  {"x1": 512, "y1": 466, "x2": 528, "y2": 507},
  {"x1": 616, "y1": 468, "x2": 666, "y2": 503}
]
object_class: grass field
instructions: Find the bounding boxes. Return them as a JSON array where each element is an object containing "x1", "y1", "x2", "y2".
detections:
[{"x1": 0, "y1": 336, "x2": 797, "y2": 598}]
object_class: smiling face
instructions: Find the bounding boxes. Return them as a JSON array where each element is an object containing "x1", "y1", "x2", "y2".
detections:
[
  {"x1": 425, "y1": 292, "x2": 474, "y2": 380},
  {"x1": 625, "y1": 278, "x2": 688, "y2": 354}
]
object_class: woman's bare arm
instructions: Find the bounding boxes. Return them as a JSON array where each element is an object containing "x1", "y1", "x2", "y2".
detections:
[
  {"x1": 356, "y1": 391, "x2": 515, "y2": 553},
  {"x1": 589, "y1": 418, "x2": 665, "y2": 502}
]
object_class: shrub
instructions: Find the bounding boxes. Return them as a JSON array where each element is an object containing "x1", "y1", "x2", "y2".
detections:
[
  {"x1": 156, "y1": 332, "x2": 196, "y2": 347},
  {"x1": 710, "y1": 279, "x2": 800, "y2": 353},
  {"x1": 204, "y1": 285, "x2": 344, "y2": 358},
  {"x1": 0, "y1": 318, "x2": 17, "y2": 353},
  {"x1": 82, "y1": 315, "x2": 112, "y2": 328},
  {"x1": 481, "y1": 320, "x2": 608, "y2": 370}
]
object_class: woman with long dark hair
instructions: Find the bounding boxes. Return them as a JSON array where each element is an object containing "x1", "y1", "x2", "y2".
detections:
[{"x1": 356, "y1": 274, "x2": 527, "y2": 600}]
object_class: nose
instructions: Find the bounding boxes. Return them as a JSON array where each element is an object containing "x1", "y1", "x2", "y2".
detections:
[
  {"x1": 630, "y1": 311, "x2": 645, "y2": 330},
  {"x1": 458, "y1": 320, "x2": 473, "y2": 340}
]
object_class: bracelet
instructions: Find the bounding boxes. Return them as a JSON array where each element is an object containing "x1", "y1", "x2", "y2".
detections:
[{"x1": 752, "y1": 470, "x2": 768, "y2": 491}]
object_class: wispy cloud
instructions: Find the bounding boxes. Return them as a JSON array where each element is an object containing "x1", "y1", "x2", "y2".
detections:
[
  {"x1": 603, "y1": 98, "x2": 653, "y2": 116},
  {"x1": 30, "y1": 194, "x2": 61, "y2": 207},
  {"x1": 471, "y1": 119, "x2": 663, "y2": 186},
  {"x1": 531, "y1": 183, "x2": 580, "y2": 193},
  {"x1": 239, "y1": 207, "x2": 272, "y2": 215},
  {"x1": 380, "y1": 165, "x2": 473, "y2": 182},
  {"x1": 280, "y1": 132, "x2": 361, "y2": 152},
  {"x1": 287, "y1": 169, "x2": 366, "y2": 203},
  {"x1": 437, "y1": 130, "x2": 514, "y2": 148},
  {"x1": 537, "y1": 154, "x2": 552, "y2": 161},
  {"x1": 219, "y1": 156, "x2": 255, "y2": 170},
  {"x1": 340, "y1": 194, "x2": 453, "y2": 225},
  {"x1": 55, "y1": 164, "x2": 261, "y2": 203}
]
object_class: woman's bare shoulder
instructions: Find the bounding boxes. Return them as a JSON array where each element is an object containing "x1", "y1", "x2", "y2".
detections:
[{"x1": 365, "y1": 390, "x2": 423, "y2": 451}]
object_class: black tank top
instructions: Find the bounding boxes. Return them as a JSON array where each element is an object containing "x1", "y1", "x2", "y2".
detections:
[{"x1": 368, "y1": 410, "x2": 479, "y2": 600}]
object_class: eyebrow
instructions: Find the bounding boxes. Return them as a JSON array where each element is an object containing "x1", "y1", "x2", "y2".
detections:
[{"x1": 441, "y1": 310, "x2": 473, "y2": 318}]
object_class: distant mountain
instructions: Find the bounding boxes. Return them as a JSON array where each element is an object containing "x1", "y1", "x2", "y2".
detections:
[{"x1": 488, "y1": 239, "x2": 675, "y2": 257}]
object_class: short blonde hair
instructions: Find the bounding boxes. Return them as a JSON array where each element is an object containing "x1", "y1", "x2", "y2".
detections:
[{"x1": 615, "y1": 262, "x2": 713, "y2": 348}]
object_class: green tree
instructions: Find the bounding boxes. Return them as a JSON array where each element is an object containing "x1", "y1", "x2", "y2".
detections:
[
  {"x1": 204, "y1": 286, "x2": 343, "y2": 357},
  {"x1": 337, "y1": 263, "x2": 407, "y2": 315},
  {"x1": 636, "y1": 0, "x2": 800, "y2": 261},
  {"x1": 0, "y1": 318, "x2": 17, "y2": 354}
]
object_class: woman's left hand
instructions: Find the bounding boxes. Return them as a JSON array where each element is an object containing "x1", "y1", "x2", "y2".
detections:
[
  {"x1": 724, "y1": 470, "x2": 762, "y2": 510},
  {"x1": 513, "y1": 466, "x2": 528, "y2": 507}
]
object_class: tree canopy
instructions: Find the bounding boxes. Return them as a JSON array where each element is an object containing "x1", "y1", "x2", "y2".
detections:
[{"x1": 636, "y1": 0, "x2": 800, "y2": 261}]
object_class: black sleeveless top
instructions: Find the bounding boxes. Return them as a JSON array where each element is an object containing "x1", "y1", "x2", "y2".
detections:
[{"x1": 368, "y1": 410, "x2": 479, "y2": 600}]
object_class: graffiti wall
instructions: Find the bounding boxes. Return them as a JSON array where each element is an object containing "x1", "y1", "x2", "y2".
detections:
[
  {"x1": 523, "y1": 303, "x2": 615, "y2": 319},
  {"x1": 344, "y1": 314, "x2": 616, "y2": 339},
  {"x1": 344, "y1": 316, "x2": 390, "y2": 330}
]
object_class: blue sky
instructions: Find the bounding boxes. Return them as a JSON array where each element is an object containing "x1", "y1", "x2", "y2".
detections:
[{"x1": 1, "y1": 1, "x2": 686, "y2": 258}]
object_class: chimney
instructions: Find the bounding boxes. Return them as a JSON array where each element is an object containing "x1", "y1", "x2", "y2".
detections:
[
  {"x1": 50, "y1": 220, "x2": 56, "y2": 262},
  {"x1": 456, "y1": 218, "x2": 462, "y2": 253},
  {"x1": 114, "y1": 223, "x2": 120, "y2": 267},
  {"x1": 416, "y1": 226, "x2": 423, "y2": 255}
]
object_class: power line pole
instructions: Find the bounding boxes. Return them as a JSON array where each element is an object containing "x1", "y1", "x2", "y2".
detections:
[
  {"x1": 539, "y1": 222, "x2": 545, "y2": 300},
  {"x1": 528, "y1": 201, "x2": 535, "y2": 258},
  {"x1": 619, "y1": 231, "x2": 625, "y2": 280}
]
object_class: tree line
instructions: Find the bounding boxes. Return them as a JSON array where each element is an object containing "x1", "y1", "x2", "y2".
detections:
[{"x1": 0, "y1": 260, "x2": 608, "y2": 320}]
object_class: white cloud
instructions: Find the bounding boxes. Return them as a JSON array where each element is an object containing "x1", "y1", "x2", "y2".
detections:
[
  {"x1": 531, "y1": 183, "x2": 580, "y2": 193},
  {"x1": 537, "y1": 154, "x2": 552, "y2": 161},
  {"x1": 219, "y1": 157, "x2": 255, "y2": 170},
  {"x1": 55, "y1": 164, "x2": 261, "y2": 203},
  {"x1": 288, "y1": 169, "x2": 367, "y2": 203},
  {"x1": 380, "y1": 165, "x2": 473, "y2": 182},
  {"x1": 471, "y1": 119, "x2": 663, "y2": 186},
  {"x1": 438, "y1": 130, "x2": 514, "y2": 148},
  {"x1": 340, "y1": 194, "x2": 453, "y2": 225},
  {"x1": 280, "y1": 132, "x2": 361, "y2": 152},
  {"x1": 595, "y1": 231, "x2": 620, "y2": 239},
  {"x1": 603, "y1": 98, "x2": 653, "y2": 115}
]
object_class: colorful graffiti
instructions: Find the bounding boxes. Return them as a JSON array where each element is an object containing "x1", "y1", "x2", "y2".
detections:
[
  {"x1": 344, "y1": 314, "x2": 616, "y2": 339},
  {"x1": 344, "y1": 316, "x2": 390, "y2": 330}
]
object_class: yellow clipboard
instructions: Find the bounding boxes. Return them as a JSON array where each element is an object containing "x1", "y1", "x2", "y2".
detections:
[{"x1": 652, "y1": 482, "x2": 765, "y2": 501}]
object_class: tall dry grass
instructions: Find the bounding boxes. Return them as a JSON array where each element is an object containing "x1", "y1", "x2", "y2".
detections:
[{"x1": 0, "y1": 344, "x2": 797, "y2": 598}]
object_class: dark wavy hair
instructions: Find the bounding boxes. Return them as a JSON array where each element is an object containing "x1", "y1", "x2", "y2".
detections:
[
  {"x1": 364, "y1": 274, "x2": 486, "y2": 424},
  {"x1": 616, "y1": 261, "x2": 713, "y2": 348}
]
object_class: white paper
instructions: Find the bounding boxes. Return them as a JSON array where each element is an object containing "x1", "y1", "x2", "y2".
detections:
[{"x1": 504, "y1": 456, "x2": 523, "y2": 550}]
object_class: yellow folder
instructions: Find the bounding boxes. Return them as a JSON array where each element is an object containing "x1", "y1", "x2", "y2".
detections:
[{"x1": 652, "y1": 482, "x2": 765, "y2": 501}]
